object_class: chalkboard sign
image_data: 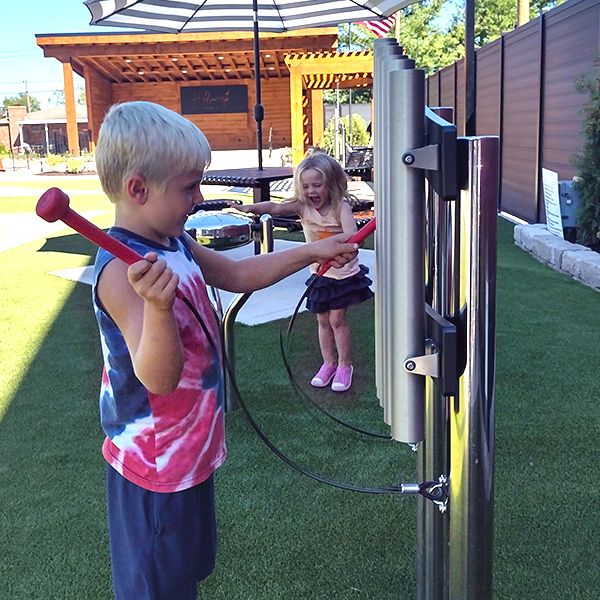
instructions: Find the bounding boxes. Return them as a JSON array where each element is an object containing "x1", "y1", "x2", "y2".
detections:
[{"x1": 180, "y1": 85, "x2": 248, "y2": 115}]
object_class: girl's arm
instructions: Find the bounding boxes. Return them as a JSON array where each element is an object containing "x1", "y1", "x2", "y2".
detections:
[
  {"x1": 235, "y1": 199, "x2": 302, "y2": 217},
  {"x1": 97, "y1": 253, "x2": 184, "y2": 395},
  {"x1": 185, "y1": 232, "x2": 358, "y2": 293},
  {"x1": 339, "y1": 201, "x2": 359, "y2": 235}
]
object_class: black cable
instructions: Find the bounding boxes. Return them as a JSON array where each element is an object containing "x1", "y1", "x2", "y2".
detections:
[
  {"x1": 280, "y1": 279, "x2": 391, "y2": 440},
  {"x1": 179, "y1": 295, "x2": 404, "y2": 495}
]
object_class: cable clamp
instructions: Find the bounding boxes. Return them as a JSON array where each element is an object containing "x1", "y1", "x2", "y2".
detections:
[{"x1": 401, "y1": 475, "x2": 448, "y2": 512}]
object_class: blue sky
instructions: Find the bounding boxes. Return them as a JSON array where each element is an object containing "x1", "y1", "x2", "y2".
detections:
[{"x1": 0, "y1": 1, "x2": 125, "y2": 107}]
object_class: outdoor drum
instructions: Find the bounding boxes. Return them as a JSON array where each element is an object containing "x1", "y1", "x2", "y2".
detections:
[{"x1": 185, "y1": 210, "x2": 254, "y2": 250}]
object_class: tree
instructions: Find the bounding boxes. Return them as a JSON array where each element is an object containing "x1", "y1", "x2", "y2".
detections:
[
  {"x1": 50, "y1": 86, "x2": 86, "y2": 106},
  {"x1": 573, "y1": 55, "x2": 600, "y2": 246},
  {"x1": 2, "y1": 93, "x2": 41, "y2": 112},
  {"x1": 396, "y1": 0, "x2": 566, "y2": 74}
]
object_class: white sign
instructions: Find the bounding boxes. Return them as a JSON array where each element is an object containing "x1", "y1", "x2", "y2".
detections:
[{"x1": 541, "y1": 168, "x2": 564, "y2": 239}]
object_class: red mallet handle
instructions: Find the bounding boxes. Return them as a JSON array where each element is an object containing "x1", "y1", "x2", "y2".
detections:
[
  {"x1": 36, "y1": 187, "x2": 144, "y2": 265},
  {"x1": 316, "y1": 217, "x2": 377, "y2": 277}
]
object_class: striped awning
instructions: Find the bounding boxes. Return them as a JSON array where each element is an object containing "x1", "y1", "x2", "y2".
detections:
[{"x1": 85, "y1": 0, "x2": 418, "y2": 33}]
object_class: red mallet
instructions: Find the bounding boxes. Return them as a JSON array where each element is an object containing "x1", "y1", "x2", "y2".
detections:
[
  {"x1": 316, "y1": 217, "x2": 377, "y2": 277},
  {"x1": 36, "y1": 187, "x2": 186, "y2": 299},
  {"x1": 36, "y1": 187, "x2": 144, "y2": 265}
]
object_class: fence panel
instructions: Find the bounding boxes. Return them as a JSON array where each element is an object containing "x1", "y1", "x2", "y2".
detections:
[
  {"x1": 500, "y1": 20, "x2": 541, "y2": 222},
  {"x1": 475, "y1": 39, "x2": 502, "y2": 138},
  {"x1": 540, "y1": 0, "x2": 600, "y2": 217}
]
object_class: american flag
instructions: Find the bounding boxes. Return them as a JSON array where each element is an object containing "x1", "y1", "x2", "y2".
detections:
[{"x1": 359, "y1": 14, "x2": 396, "y2": 38}]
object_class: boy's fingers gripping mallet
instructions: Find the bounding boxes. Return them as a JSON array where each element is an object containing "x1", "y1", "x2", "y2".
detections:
[
  {"x1": 316, "y1": 217, "x2": 377, "y2": 277},
  {"x1": 36, "y1": 187, "x2": 184, "y2": 298}
]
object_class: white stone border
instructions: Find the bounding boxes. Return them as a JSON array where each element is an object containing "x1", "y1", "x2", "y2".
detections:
[{"x1": 514, "y1": 223, "x2": 600, "y2": 291}]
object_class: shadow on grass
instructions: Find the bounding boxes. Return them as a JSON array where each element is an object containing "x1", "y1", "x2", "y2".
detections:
[
  {"x1": 0, "y1": 279, "x2": 111, "y2": 598},
  {"x1": 38, "y1": 232, "x2": 100, "y2": 257}
]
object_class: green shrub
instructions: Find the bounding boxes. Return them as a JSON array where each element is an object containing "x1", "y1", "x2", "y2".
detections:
[
  {"x1": 45, "y1": 153, "x2": 65, "y2": 169},
  {"x1": 322, "y1": 113, "x2": 370, "y2": 156},
  {"x1": 65, "y1": 157, "x2": 85, "y2": 174},
  {"x1": 574, "y1": 55, "x2": 600, "y2": 245}
]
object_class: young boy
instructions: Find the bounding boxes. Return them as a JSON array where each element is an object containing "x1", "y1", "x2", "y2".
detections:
[{"x1": 92, "y1": 101, "x2": 359, "y2": 600}]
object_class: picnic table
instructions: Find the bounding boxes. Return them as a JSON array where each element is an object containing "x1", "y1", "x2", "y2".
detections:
[{"x1": 202, "y1": 166, "x2": 294, "y2": 203}]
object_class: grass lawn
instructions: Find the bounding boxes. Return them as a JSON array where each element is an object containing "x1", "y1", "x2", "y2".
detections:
[{"x1": 0, "y1": 178, "x2": 599, "y2": 599}]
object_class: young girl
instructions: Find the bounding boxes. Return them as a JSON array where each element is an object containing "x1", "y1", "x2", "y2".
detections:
[{"x1": 237, "y1": 151, "x2": 374, "y2": 392}]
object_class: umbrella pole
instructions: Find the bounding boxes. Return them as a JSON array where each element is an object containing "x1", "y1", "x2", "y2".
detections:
[{"x1": 253, "y1": 0, "x2": 264, "y2": 169}]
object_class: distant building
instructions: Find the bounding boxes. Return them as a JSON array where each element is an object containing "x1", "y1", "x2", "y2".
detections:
[{"x1": 0, "y1": 105, "x2": 89, "y2": 155}]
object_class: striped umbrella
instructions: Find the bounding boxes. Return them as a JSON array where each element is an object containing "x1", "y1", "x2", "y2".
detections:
[{"x1": 85, "y1": 0, "x2": 418, "y2": 168}]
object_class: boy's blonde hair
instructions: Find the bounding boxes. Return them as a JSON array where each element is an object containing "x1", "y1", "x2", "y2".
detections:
[
  {"x1": 95, "y1": 101, "x2": 211, "y2": 202},
  {"x1": 292, "y1": 151, "x2": 350, "y2": 216}
]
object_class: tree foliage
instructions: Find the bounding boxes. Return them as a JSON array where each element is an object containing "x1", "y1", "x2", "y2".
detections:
[
  {"x1": 396, "y1": 0, "x2": 566, "y2": 74},
  {"x1": 2, "y1": 92, "x2": 41, "y2": 112},
  {"x1": 322, "y1": 113, "x2": 371, "y2": 156},
  {"x1": 573, "y1": 56, "x2": 600, "y2": 245}
]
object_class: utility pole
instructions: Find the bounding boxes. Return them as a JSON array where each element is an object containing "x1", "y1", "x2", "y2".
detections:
[
  {"x1": 465, "y1": 0, "x2": 476, "y2": 135},
  {"x1": 517, "y1": 0, "x2": 530, "y2": 26},
  {"x1": 23, "y1": 80, "x2": 31, "y2": 112}
]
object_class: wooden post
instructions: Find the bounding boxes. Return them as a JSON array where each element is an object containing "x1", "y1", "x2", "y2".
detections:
[
  {"x1": 63, "y1": 62, "x2": 80, "y2": 156},
  {"x1": 289, "y1": 65, "x2": 305, "y2": 165},
  {"x1": 311, "y1": 89, "x2": 324, "y2": 148},
  {"x1": 517, "y1": 0, "x2": 530, "y2": 26}
]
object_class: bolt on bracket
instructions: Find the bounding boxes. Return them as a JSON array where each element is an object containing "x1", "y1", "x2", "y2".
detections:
[
  {"x1": 403, "y1": 341, "x2": 440, "y2": 379},
  {"x1": 402, "y1": 144, "x2": 439, "y2": 171}
]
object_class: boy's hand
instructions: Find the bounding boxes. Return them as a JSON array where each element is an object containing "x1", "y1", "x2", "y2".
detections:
[
  {"x1": 127, "y1": 252, "x2": 179, "y2": 309},
  {"x1": 313, "y1": 233, "x2": 359, "y2": 269}
]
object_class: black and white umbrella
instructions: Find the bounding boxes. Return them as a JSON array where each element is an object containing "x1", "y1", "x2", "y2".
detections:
[{"x1": 85, "y1": 0, "x2": 418, "y2": 168}]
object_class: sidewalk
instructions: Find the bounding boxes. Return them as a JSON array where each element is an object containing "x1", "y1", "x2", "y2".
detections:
[
  {"x1": 1, "y1": 154, "x2": 376, "y2": 325},
  {"x1": 50, "y1": 240, "x2": 376, "y2": 326}
]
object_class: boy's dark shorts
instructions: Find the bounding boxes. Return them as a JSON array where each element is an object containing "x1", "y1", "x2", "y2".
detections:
[{"x1": 106, "y1": 466, "x2": 217, "y2": 600}]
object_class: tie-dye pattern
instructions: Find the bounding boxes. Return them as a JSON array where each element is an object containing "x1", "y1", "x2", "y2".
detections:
[{"x1": 92, "y1": 228, "x2": 226, "y2": 493}]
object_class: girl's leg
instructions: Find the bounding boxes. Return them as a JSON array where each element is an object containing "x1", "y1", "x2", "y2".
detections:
[
  {"x1": 329, "y1": 308, "x2": 352, "y2": 367},
  {"x1": 316, "y1": 310, "x2": 337, "y2": 364}
]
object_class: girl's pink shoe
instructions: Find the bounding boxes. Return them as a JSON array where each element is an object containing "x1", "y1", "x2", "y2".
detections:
[
  {"x1": 331, "y1": 365, "x2": 353, "y2": 392},
  {"x1": 310, "y1": 363, "x2": 337, "y2": 387}
]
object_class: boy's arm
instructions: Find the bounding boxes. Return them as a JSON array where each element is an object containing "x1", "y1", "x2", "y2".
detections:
[
  {"x1": 234, "y1": 199, "x2": 301, "y2": 217},
  {"x1": 97, "y1": 253, "x2": 184, "y2": 395},
  {"x1": 186, "y1": 232, "x2": 358, "y2": 293}
]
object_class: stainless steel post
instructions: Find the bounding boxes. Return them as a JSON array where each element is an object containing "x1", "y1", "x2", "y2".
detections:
[
  {"x1": 448, "y1": 136, "x2": 499, "y2": 599},
  {"x1": 417, "y1": 107, "x2": 455, "y2": 600},
  {"x1": 222, "y1": 214, "x2": 274, "y2": 411}
]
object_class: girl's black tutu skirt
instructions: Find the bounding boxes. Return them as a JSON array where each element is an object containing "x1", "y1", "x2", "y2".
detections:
[{"x1": 305, "y1": 264, "x2": 374, "y2": 314}]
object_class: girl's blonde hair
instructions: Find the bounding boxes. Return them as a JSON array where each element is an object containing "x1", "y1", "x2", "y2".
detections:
[
  {"x1": 95, "y1": 101, "x2": 211, "y2": 202},
  {"x1": 292, "y1": 151, "x2": 350, "y2": 216}
]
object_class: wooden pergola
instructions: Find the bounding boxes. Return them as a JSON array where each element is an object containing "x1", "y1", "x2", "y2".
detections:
[
  {"x1": 285, "y1": 51, "x2": 373, "y2": 164},
  {"x1": 36, "y1": 29, "x2": 339, "y2": 157}
]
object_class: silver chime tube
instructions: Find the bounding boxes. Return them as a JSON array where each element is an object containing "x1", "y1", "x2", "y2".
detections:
[
  {"x1": 373, "y1": 42, "x2": 421, "y2": 440},
  {"x1": 374, "y1": 54, "x2": 426, "y2": 443},
  {"x1": 373, "y1": 39, "x2": 403, "y2": 412}
]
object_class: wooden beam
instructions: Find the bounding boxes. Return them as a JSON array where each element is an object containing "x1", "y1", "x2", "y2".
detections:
[{"x1": 62, "y1": 62, "x2": 80, "y2": 156}]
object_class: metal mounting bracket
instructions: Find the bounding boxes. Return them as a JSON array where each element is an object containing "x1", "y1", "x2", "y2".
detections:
[
  {"x1": 402, "y1": 144, "x2": 439, "y2": 171},
  {"x1": 403, "y1": 343, "x2": 439, "y2": 378}
]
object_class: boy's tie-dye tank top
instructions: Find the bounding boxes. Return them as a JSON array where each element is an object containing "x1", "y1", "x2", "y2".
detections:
[{"x1": 92, "y1": 228, "x2": 226, "y2": 493}]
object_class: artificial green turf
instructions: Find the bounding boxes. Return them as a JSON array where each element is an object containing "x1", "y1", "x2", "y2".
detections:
[{"x1": 1, "y1": 194, "x2": 599, "y2": 598}]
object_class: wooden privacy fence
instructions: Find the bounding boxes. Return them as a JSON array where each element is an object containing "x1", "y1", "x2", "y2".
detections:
[{"x1": 426, "y1": 0, "x2": 600, "y2": 223}]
